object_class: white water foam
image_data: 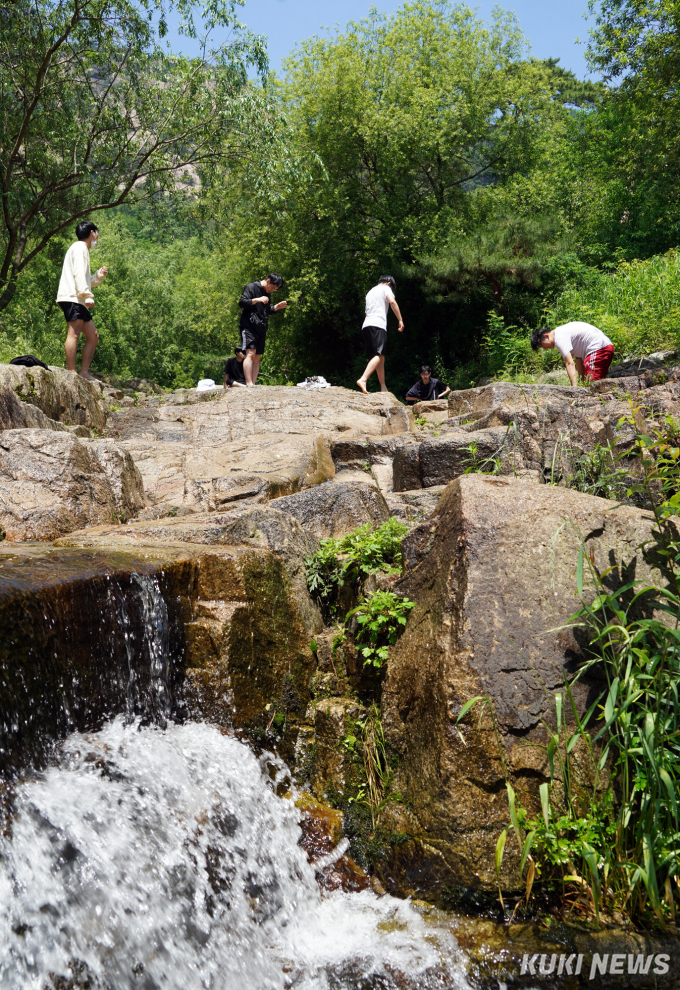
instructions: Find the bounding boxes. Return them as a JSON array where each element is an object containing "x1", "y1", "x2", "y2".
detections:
[{"x1": 0, "y1": 718, "x2": 470, "y2": 989}]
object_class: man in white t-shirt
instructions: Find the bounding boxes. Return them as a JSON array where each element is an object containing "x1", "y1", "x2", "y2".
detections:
[
  {"x1": 531, "y1": 321, "x2": 615, "y2": 384},
  {"x1": 357, "y1": 275, "x2": 404, "y2": 394}
]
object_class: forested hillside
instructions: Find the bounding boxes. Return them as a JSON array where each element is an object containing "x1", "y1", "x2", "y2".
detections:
[{"x1": 3, "y1": 0, "x2": 680, "y2": 393}]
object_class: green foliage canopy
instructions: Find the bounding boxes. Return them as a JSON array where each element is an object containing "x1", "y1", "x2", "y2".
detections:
[{"x1": 0, "y1": 0, "x2": 266, "y2": 310}]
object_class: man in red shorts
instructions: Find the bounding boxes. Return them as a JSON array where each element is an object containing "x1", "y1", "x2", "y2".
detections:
[{"x1": 531, "y1": 322, "x2": 615, "y2": 384}]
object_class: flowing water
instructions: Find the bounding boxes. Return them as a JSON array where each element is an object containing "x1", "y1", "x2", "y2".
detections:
[{"x1": 0, "y1": 718, "x2": 472, "y2": 990}]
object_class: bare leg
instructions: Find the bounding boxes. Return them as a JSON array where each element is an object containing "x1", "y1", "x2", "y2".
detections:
[
  {"x1": 79, "y1": 320, "x2": 99, "y2": 378},
  {"x1": 64, "y1": 320, "x2": 84, "y2": 372},
  {"x1": 574, "y1": 357, "x2": 586, "y2": 380},
  {"x1": 375, "y1": 355, "x2": 387, "y2": 391},
  {"x1": 251, "y1": 354, "x2": 262, "y2": 384},
  {"x1": 243, "y1": 349, "x2": 257, "y2": 386},
  {"x1": 357, "y1": 355, "x2": 381, "y2": 394}
]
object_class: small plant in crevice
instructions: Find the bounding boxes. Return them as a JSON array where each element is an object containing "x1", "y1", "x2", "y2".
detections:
[
  {"x1": 342, "y1": 704, "x2": 402, "y2": 831},
  {"x1": 305, "y1": 517, "x2": 409, "y2": 617},
  {"x1": 566, "y1": 441, "x2": 630, "y2": 501},
  {"x1": 462, "y1": 439, "x2": 502, "y2": 476},
  {"x1": 346, "y1": 590, "x2": 415, "y2": 669}
]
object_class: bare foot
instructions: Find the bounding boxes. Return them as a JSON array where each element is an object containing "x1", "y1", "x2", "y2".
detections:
[
  {"x1": 80, "y1": 372, "x2": 96, "y2": 381},
  {"x1": 357, "y1": 379, "x2": 369, "y2": 395}
]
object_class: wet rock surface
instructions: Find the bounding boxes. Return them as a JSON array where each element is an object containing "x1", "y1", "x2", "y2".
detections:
[
  {"x1": 450, "y1": 913, "x2": 680, "y2": 989},
  {"x1": 0, "y1": 533, "x2": 316, "y2": 771},
  {"x1": 0, "y1": 543, "x2": 193, "y2": 772}
]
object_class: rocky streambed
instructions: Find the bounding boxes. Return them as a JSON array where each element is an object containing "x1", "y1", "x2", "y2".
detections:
[{"x1": 0, "y1": 363, "x2": 678, "y2": 986}]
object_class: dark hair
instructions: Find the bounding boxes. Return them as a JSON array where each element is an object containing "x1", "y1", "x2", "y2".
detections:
[
  {"x1": 379, "y1": 275, "x2": 396, "y2": 290},
  {"x1": 75, "y1": 221, "x2": 98, "y2": 241},
  {"x1": 266, "y1": 273, "x2": 283, "y2": 288},
  {"x1": 420, "y1": 365, "x2": 432, "y2": 374},
  {"x1": 234, "y1": 344, "x2": 245, "y2": 355},
  {"x1": 530, "y1": 327, "x2": 551, "y2": 351}
]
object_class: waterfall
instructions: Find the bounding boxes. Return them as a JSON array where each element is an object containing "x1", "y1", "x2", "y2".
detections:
[
  {"x1": 0, "y1": 719, "x2": 470, "y2": 989},
  {"x1": 119, "y1": 574, "x2": 172, "y2": 727}
]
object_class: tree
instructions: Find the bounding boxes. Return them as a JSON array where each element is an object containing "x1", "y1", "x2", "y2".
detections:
[
  {"x1": 280, "y1": 1, "x2": 555, "y2": 269},
  {"x1": 584, "y1": 0, "x2": 680, "y2": 237},
  {"x1": 205, "y1": 0, "x2": 562, "y2": 389},
  {"x1": 0, "y1": 0, "x2": 266, "y2": 309}
]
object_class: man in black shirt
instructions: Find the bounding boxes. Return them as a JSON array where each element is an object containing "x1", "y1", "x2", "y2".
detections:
[
  {"x1": 238, "y1": 273, "x2": 287, "y2": 385},
  {"x1": 405, "y1": 365, "x2": 451, "y2": 403},
  {"x1": 223, "y1": 345, "x2": 247, "y2": 388}
]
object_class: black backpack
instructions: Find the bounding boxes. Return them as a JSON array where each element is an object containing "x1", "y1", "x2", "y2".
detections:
[{"x1": 9, "y1": 355, "x2": 49, "y2": 370}]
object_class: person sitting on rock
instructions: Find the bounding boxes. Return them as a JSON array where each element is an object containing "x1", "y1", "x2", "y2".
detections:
[
  {"x1": 56, "y1": 221, "x2": 108, "y2": 380},
  {"x1": 405, "y1": 365, "x2": 451, "y2": 403},
  {"x1": 223, "y1": 345, "x2": 247, "y2": 388},
  {"x1": 357, "y1": 275, "x2": 404, "y2": 394},
  {"x1": 531, "y1": 322, "x2": 615, "y2": 384},
  {"x1": 238, "y1": 274, "x2": 287, "y2": 386}
]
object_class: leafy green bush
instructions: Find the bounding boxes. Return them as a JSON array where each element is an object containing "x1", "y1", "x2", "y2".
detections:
[
  {"x1": 549, "y1": 249, "x2": 680, "y2": 358},
  {"x1": 346, "y1": 590, "x2": 416, "y2": 669},
  {"x1": 305, "y1": 517, "x2": 409, "y2": 613},
  {"x1": 483, "y1": 311, "x2": 538, "y2": 378}
]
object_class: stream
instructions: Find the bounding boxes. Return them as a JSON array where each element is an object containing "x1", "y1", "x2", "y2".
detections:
[{"x1": 0, "y1": 717, "x2": 472, "y2": 989}]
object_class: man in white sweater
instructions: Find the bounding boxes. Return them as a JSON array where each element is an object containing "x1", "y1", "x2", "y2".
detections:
[{"x1": 56, "y1": 221, "x2": 108, "y2": 379}]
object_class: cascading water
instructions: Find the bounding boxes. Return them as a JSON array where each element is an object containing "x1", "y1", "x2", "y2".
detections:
[
  {"x1": 118, "y1": 574, "x2": 172, "y2": 726},
  {"x1": 0, "y1": 719, "x2": 471, "y2": 990}
]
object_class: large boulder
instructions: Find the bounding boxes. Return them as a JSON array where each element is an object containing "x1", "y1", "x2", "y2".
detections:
[
  {"x1": 380, "y1": 474, "x2": 659, "y2": 895},
  {"x1": 271, "y1": 482, "x2": 390, "y2": 538},
  {"x1": 0, "y1": 430, "x2": 144, "y2": 540},
  {"x1": 0, "y1": 364, "x2": 106, "y2": 430},
  {"x1": 108, "y1": 386, "x2": 413, "y2": 515},
  {"x1": 384, "y1": 375, "x2": 680, "y2": 492}
]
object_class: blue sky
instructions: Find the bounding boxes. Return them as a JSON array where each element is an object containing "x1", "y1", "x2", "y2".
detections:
[{"x1": 166, "y1": 0, "x2": 597, "y2": 79}]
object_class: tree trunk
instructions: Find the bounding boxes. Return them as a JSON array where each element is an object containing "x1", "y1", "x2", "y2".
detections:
[
  {"x1": 483, "y1": 271, "x2": 509, "y2": 321},
  {"x1": 0, "y1": 280, "x2": 18, "y2": 311}
]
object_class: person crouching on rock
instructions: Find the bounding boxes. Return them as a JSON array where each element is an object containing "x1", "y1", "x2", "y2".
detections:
[
  {"x1": 238, "y1": 273, "x2": 287, "y2": 386},
  {"x1": 57, "y1": 221, "x2": 108, "y2": 380},
  {"x1": 357, "y1": 275, "x2": 404, "y2": 394},
  {"x1": 223, "y1": 344, "x2": 247, "y2": 388},
  {"x1": 405, "y1": 365, "x2": 451, "y2": 403},
  {"x1": 531, "y1": 322, "x2": 615, "y2": 384}
]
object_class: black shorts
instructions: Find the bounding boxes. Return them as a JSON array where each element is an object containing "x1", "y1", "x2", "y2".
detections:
[
  {"x1": 58, "y1": 301, "x2": 93, "y2": 323},
  {"x1": 362, "y1": 325, "x2": 387, "y2": 358},
  {"x1": 241, "y1": 327, "x2": 266, "y2": 355}
]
